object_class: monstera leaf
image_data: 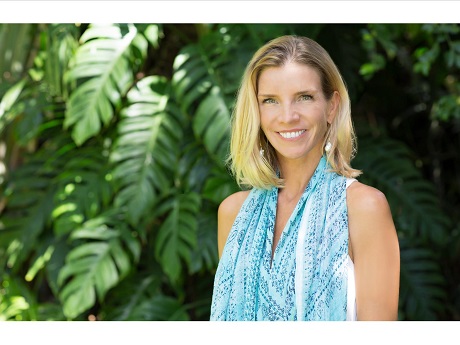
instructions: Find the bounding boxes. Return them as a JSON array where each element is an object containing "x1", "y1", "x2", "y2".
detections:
[
  {"x1": 110, "y1": 75, "x2": 186, "y2": 226},
  {"x1": 172, "y1": 40, "x2": 232, "y2": 167},
  {"x1": 52, "y1": 146, "x2": 112, "y2": 236},
  {"x1": 154, "y1": 192, "x2": 201, "y2": 284},
  {"x1": 354, "y1": 135, "x2": 451, "y2": 245},
  {"x1": 64, "y1": 23, "x2": 148, "y2": 145},
  {"x1": 101, "y1": 273, "x2": 189, "y2": 321},
  {"x1": 399, "y1": 239, "x2": 447, "y2": 320},
  {"x1": 0, "y1": 158, "x2": 56, "y2": 270},
  {"x1": 42, "y1": 24, "x2": 79, "y2": 100},
  {"x1": 57, "y1": 210, "x2": 140, "y2": 319}
]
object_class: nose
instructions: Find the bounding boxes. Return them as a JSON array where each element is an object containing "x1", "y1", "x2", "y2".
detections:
[{"x1": 279, "y1": 103, "x2": 299, "y2": 123}]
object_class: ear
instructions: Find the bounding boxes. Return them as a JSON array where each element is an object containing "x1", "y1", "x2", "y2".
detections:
[{"x1": 327, "y1": 91, "x2": 340, "y2": 124}]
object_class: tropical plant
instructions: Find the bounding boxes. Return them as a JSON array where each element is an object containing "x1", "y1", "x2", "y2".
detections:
[{"x1": 0, "y1": 23, "x2": 458, "y2": 321}]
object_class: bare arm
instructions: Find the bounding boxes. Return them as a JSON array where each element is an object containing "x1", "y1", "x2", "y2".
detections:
[
  {"x1": 347, "y1": 182, "x2": 400, "y2": 320},
  {"x1": 217, "y1": 191, "x2": 250, "y2": 258}
]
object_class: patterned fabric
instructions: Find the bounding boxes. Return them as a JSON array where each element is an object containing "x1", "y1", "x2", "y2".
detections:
[{"x1": 210, "y1": 156, "x2": 349, "y2": 321}]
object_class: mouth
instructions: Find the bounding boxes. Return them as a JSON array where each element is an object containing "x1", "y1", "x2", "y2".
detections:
[{"x1": 278, "y1": 129, "x2": 306, "y2": 139}]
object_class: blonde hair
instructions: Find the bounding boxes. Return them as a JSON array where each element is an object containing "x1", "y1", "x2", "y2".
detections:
[{"x1": 229, "y1": 35, "x2": 361, "y2": 190}]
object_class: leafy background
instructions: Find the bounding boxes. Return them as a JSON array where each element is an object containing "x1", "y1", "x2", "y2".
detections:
[{"x1": 0, "y1": 23, "x2": 459, "y2": 321}]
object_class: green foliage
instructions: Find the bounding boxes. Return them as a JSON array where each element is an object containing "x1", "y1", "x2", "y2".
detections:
[
  {"x1": 0, "y1": 274, "x2": 37, "y2": 321},
  {"x1": 354, "y1": 136, "x2": 451, "y2": 319},
  {"x1": 0, "y1": 23, "x2": 458, "y2": 321},
  {"x1": 354, "y1": 136, "x2": 451, "y2": 246},
  {"x1": 172, "y1": 40, "x2": 231, "y2": 167},
  {"x1": 57, "y1": 210, "x2": 140, "y2": 319},
  {"x1": 153, "y1": 193, "x2": 200, "y2": 284},
  {"x1": 399, "y1": 239, "x2": 447, "y2": 320},
  {"x1": 110, "y1": 75, "x2": 185, "y2": 226},
  {"x1": 64, "y1": 24, "x2": 147, "y2": 145}
]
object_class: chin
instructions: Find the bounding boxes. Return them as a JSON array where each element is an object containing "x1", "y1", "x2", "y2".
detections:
[
  {"x1": 278, "y1": 151, "x2": 310, "y2": 160},
  {"x1": 276, "y1": 146, "x2": 323, "y2": 161}
]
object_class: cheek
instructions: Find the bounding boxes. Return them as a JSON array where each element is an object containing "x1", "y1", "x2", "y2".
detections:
[
  {"x1": 259, "y1": 106, "x2": 276, "y2": 119},
  {"x1": 259, "y1": 108, "x2": 272, "y2": 131}
]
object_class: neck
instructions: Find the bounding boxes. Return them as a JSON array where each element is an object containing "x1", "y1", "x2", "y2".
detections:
[{"x1": 277, "y1": 150, "x2": 323, "y2": 200}]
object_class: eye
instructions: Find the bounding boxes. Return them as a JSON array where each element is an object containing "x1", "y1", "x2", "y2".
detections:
[
  {"x1": 299, "y1": 94, "x2": 313, "y2": 101},
  {"x1": 262, "y1": 98, "x2": 277, "y2": 104}
]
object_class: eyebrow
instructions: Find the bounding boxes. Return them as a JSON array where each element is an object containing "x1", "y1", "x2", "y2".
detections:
[{"x1": 257, "y1": 89, "x2": 319, "y2": 97}]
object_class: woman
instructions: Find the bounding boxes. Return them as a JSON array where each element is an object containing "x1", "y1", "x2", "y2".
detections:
[{"x1": 210, "y1": 35, "x2": 400, "y2": 321}]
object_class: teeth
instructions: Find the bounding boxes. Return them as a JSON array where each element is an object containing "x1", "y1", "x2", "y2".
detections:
[{"x1": 279, "y1": 130, "x2": 305, "y2": 139}]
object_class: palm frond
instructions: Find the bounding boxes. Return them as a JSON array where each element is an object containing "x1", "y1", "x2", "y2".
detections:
[
  {"x1": 43, "y1": 24, "x2": 79, "y2": 100},
  {"x1": 192, "y1": 86, "x2": 231, "y2": 167},
  {"x1": 101, "y1": 272, "x2": 189, "y2": 320},
  {"x1": 202, "y1": 166, "x2": 239, "y2": 205},
  {"x1": 0, "y1": 274, "x2": 38, "y2": 321},
  {"x1": 172, "y1": 36, "x2": 236, "y2": 167},
  {"x1": 132, "y1": 295, "x2": 190, "y2": 321},
  {"x1": 110, "y1": 75, "x2": 186, "y2": 226},
  {"x1": 399, "y1": 238, "x2": 448, "y2": 320},
  {"x1": 64, "y1": 23, "x2": 147, "y2": 145},
  {"x1": 52, "y1": 146, "x2": 112, "y2": 236},
  {"x1": 190, "y1": 207, "x2": 218, "y2": 274},
  {"x1": 0, "y1": 295, "x2": 30, "y2": 321},
  {"x1": 135, "y1": 24, "x2": 163, "y2": 49},
  {"x1": 101, "y1": 273, "x2": 161, "y2": 320},
  {"x1": 0, "y1": 78, "x2": 27, "y2": 133},
  {"x1": 177, "y1": 129, "x2": 215, "y2": 193},
  {"x1": 154, "y1": 192, "x2": 201, "y2": 284},
  {"x1": 57, "y1": 209, "x2": 140, "y2": 319},
  {"x1": 36, "y1": 302, "x2": 66, "y2": 321},
  {"x1": 0, "y1": 158, "x2": 56, "y2": 270},
  {"x1": 354, "y1": 135, "x2": 452, "y2": 245},
  {"x1": 0, "y1": 24, "x2": 34, "y2": 83}
]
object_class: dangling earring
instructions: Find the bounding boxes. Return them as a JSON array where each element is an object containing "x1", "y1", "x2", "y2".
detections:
[
  {"x1": 259, "y1": 145, "x2": 264, "y2": 156},
  {"x1": 324, "y1": 141, "x2": 332, "y2": 153}
]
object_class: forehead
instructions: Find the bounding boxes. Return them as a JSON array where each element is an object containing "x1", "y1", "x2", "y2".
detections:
[{"x1": 257, "y1": 62, "x2": 322, "y2": 93}]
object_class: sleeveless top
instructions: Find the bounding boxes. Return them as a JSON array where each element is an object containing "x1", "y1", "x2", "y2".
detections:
[
  {"x1": 346, "y1": 178, "x2": 357, "y2": 321},
  {"x1": 211, "y1": 156, "x2": 357, "y2": 321}
]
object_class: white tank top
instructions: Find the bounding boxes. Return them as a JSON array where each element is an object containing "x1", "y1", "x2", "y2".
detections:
[{"x1": 346, "y1": 178, "x2": 357, "y2": 321}]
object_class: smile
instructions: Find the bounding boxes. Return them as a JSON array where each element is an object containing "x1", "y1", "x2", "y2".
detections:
[{"x1": 278, "y1": 130, "x2": 305, "y2": 139}]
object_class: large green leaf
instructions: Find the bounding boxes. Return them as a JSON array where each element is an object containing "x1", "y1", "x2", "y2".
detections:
[
  {"x1": 177, "y1": 130, "x2": 215, "y2": 193},
  {"x1": 64, "y1": 24, "x2": 147, "y2": 145},
  {"x1": 0, "y1": 24, "x2": 34, "y2": 83},
  {"x1": 101, "y1": 273, "x2": 189, "y2": 321},
  {"x1": 0, "y1": 295, "x2": 30, "y2": 321},
  {"x1": 43, "y1": 24, "x2": 79, "y2": 100},
  {"x1": 193, "y1": 86, "x2": 231, "y2": 167},
  {"x1": 154, "y1": 192, "x2": 201, "y2": 284},
  {"x1": 202, "y1": 166, "x2": 239, "y2": 205},
  {"x1": 57, "y1": 210, "x2": 140, "y2": 319},
  {"x1": 0, "y1": 159, "x2": 56, "y2": 270},
  {"x1": 399, "y1": 239, "x2": 447, "y2": 320},
  {"x1": 0, "y1": 78, "x2": 26, "y2": 133},
  {"x1": 354, "y1": 136, "x2": 452, "y2": 245},
  {"x1": 110, "y1": 75, "x2": 186, "y2": 226},
  {"x1": 172, "y1": 39, "x2": 233, "y2": 167},
  {"x1": 190, "y1": 208, "x2": 219, "y2": 274},
  {"x1": 52, "y1": 146, "x2": 112, "y2": 236},
  {"x1": 0, "y1": 274, "x2": 38, "y2": 321}
]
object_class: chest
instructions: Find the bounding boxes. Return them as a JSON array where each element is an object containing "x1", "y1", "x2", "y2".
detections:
[{"x1": 273, "y1": 196, "x2": 301, "y2": 252}]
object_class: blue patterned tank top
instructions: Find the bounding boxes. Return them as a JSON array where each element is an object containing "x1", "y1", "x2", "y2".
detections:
[{"x1": 210, "y1": 156, "x2": 349, "y2": 320}]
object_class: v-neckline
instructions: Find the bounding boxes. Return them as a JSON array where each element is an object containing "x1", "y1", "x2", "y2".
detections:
[
  {"x1": 269, "y1": 188, "x2": 304, "y2": 269},
  {"x1": 268, "y1": 157, "x2": 326, "y2": 269}
]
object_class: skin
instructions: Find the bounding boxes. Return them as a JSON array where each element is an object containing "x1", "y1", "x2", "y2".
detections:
[{"x1": 218, "y1": 62, "x2": 400, "y2": 320}]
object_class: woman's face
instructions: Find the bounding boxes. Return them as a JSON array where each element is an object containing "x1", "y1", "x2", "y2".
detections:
[{"x1": 257, "y1": 62, "x2": 337, "y2": 164}]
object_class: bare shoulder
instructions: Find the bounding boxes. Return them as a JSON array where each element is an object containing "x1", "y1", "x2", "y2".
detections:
[
  {"x1": 346, "y1": 181, "x2": 391, "y2": 217},
  {"x1": 346, "y1": 181, "x2": 395, "y2": 242},
  {"x1": 217, "y1": 190, "x2": 251, "y2": 258},
  {"x1": 218, "y1": 190, "x2": 251, "y2": 221}
]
